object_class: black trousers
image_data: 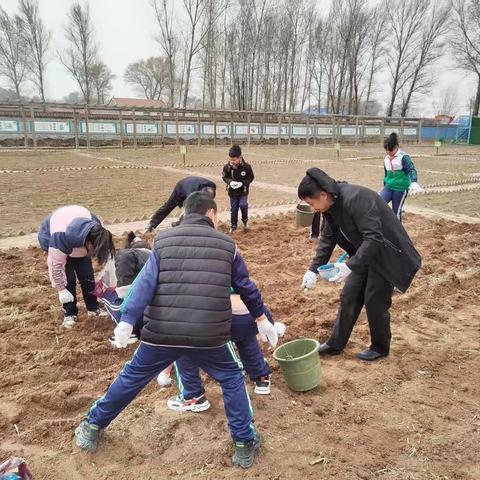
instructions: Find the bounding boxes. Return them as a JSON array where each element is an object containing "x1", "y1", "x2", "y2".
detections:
[
  {"x1": 327, "y1": 267, "x2": 394, "y2": 354},
  {"x1": 64, "y1": 256, "x2": 99, "y2": 316}
]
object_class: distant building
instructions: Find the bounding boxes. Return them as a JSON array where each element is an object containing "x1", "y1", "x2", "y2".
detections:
[
  {"x1": 108, "y1": 97, "x2": 167, "y2": 109},
  {"x1": 434, "y1": 114, "x2": 454, "y2": 124}
]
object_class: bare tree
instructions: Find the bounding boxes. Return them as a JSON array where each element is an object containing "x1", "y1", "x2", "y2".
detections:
[
  {"x1": 124, "y1": 57, "x2": 168, "y2": 100},
  {"x1": 0, "y1": 6, "x2": 27, "y2": 99},
  {"x1": 90, "y1": 61, "x2": 114, "y2": 104},
  {"x1": 364, "y1": 2, "x2": 388, "y2": 115},
  {"x1": 385, "y1": 0, "x2": 429, "y2": 117},
  {"x1": 60, "y1": 2, "x2": 97, "y2": 103},
  {"x1": 400, "y1": 1, "x2": 450, "y2": 116},
  {"x1": 63, "y1": 90, "x2": 83, "y2": 103},
  {"x1": 152, "y1": 0, "x2": 179, "y2": 107},
  {"x1": 451, "y1": 0, "x2": 480, "y2": 116},
  {"x1": 18, "y1": 0, "x2": 51, "y2": 102}
]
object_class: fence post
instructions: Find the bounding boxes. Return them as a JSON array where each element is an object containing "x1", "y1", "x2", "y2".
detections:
[
  {"x1": 313, "y1": 118, "x2": 317, "y2": 146},
  {"x1": 380, "y1": 119, "x2": 384, "y2": 146},
  {"x1": 133, "y1": 108, "x2": 138, "y2": 149},
  {"x1": 247, "y1": 112, "x2": 251, "y2": 146},
  {"x1": 73, "y1": 108, "x2": 79, "y2": 149},
  {"x1": 261, "y1": 113, "x2": 265, "y2": 144},
  {"x1": 30, "y1": 106, "x2": 37, "y2": 151},
  {"x1": 278, "y1": 114, "x2": 282, "y2": 146},
  {"x1": 175, "y1": 110, "x2": 179, "y2": 146},
  {"x1": 197, "y1": 111, "x2": 201, "y2": 146},
  {"x1": 119, "y1": 110, "x2": 124, "y2": 148},
  {"x1": 213, "y1": 112, "x2": 217, "y2": 147},
  {"x1": 84, "y1": 105, "x2": 90, "y2": 149},
  {"x1": 288, "y1": 116, "x2": 292, "y2": 146},
  {"x1": 400, "y1": 117, "x2": 404, "y2": 144},
  {"x1": 160, "y1": 111, "x2": 165, "y2": 147},
  {"x1": 355, "y1": 117, "x2": 359, "y2": 146},
  {"x1": 306, "y1": 115, "x2": 310, "y2": 146},
  {"x1": 230, "y1": 112, "x2": 234, "y2": 145},
  {"x1": 434, "y1": 121, "x2": 439, "y2": 142},
  {"x1": 417, "y1": 120, "x2": 422, "y2": 144},
  {"x1": 20, "y1": 106, "x2": 28, "y2": 148}
]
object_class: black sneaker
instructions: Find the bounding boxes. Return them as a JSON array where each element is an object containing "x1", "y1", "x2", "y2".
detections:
[
  {"x1": 232, "y1": 432, "x2": 263, "y2": 468},
  {"x1": 229, "y1": 226, "x2": 237, "y2": 233},
  {"x1": 254, "y1": 376, "x2": 271, "y2": 395}
]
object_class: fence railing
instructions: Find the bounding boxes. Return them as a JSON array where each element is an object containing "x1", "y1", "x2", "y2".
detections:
[{"x1": 0, "y1": 102, "x2": 469, "y2": 149}]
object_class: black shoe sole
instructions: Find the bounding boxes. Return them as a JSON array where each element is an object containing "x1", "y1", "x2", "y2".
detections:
[{"x1": 356, "y1": 352, "x2": 388, "y2": 361}]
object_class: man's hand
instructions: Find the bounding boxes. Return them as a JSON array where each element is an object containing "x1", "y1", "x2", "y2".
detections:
[
  {"x1": 58, "y1": 289, "x2": 74, "y2": 304},
  {"x1": 257, "y1": 315, "x2": 278, "y2": 348},
  {"x1": 113, "y1": 321, "x2": 134, "y2": 348},
  {"x1": 301, "y1": 270, "x2": 318, "y2": 290},
  {"x1": 146, "y1": 223, "x2": 155, "y2": 233},
  {"x1": 409, "y1": 182, "x2": 423, "y2": 194},
  {"x1": 329, "y1": 262, "x2": 352, "y2": 283}
]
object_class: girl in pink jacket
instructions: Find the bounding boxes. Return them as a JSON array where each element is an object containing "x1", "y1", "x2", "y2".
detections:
[{"x1": 38, "y1": 205, "x2": 115, "y2": 328}]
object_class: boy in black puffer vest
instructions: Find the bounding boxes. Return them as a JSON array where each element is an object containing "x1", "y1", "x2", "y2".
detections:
[
  {"x1": 222, "y1": 145, "x2": 254, "y2": 233},
  {"x1": 76, "y1": 192, "x2": 278, "y2": 469}
]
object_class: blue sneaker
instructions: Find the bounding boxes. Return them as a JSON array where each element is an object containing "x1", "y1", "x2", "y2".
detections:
[
  {"x1": 75, "y1": 419, "x2": 101, "y2": 452},
  {"x1": 232, "y1": 431, "x2": 263, "y2": 468}
]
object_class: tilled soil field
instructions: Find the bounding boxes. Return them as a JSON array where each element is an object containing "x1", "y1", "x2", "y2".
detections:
[{"x1": 0, "y1": 213, "x2": 479, "y2": 479}]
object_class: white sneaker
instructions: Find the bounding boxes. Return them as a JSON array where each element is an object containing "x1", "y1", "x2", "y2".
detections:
[
  {"x1": 167, "y1": 394, "x2": 211, "y2": 413},
  {"x1": 63, "y1": 315, "x2": 77, "y2": 328},
  {"x1": 254, "y1": 376, "x2": 271, "y2": 395},
  {"x1": 88, "y1": 309, "x2": 108, "y2": 318}
]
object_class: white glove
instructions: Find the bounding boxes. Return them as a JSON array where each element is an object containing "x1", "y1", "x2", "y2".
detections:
[
  {"x1": 157, "y1": 369, "x2": 172, "y2": 387},
  {"x1": 113, "y1": 321, "x2": 133, "y2": 348},
  {"x1": 58, "y1": 289, "x2": 74, "y2": 304},
  {"x1": 274, "y1": 322, "x2": 286, "y2": 337},
  {"x1": 230, "y1": 181, "x2": 243, "y2": 189},
  {"x1": 257, "y1": 316, "x2": 278, "y2": 348},
  {"x1": 301, "y1": 270, "x2": 318, "y2": 289},
  {"x1": 409, "y1": 182, "x2": 423, "y2": 194},
  {"x1": 329, "y1": 262, "x2": 352, "y2": 283}
]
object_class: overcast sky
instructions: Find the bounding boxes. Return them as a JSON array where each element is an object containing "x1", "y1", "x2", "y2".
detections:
[{"x1": 1, "y1": 0, "x2": 475, "y2": 116}]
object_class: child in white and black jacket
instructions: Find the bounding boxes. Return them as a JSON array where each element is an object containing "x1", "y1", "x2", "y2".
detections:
[
  {"x1": 92, "y1": 232, "x2": 150, "y2": 342},
  {"x1": 222, "y1": 145, "x2": 254, "y2": 233}
]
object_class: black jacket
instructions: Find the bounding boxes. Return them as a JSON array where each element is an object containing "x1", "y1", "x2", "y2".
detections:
[
  {"x1": 149, "y1": 176, "x2": 217, "y2": 228},
  {"x1": 308, "y1": 170, "x2": 421, "y2": 292},
  {"x1": 115, "y1": 245, "x2": 151, "y2": 287},
  {"x1": 141, "y1": 214, "x2": 237, "y2": 348},
  {"x1": 222, "y1": 159, "x2": 254, "y2": 197}
]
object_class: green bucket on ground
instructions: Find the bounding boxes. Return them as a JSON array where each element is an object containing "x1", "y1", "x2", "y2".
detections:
[
  {"x1": 273, "y1": 338, "x2": 321, "y2": 392},
  {"x1": 295, "y1": 203, "x2": 314, "y2": 227}
]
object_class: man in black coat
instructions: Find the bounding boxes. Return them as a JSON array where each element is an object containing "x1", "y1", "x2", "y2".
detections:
[
  {"x1": 146, "y1": 176, "x2": 216, "y2": 231},
  {"x1": 299, "y1": 168, "x2": 421, "y2": 361},
  {"x1": 222, "y1": 145, "x2": 255, "y2": 232}
]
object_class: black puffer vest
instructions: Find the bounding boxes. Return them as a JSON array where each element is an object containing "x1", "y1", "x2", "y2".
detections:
[{"x1": 141, "y1": 214, "x2": 236, "y2": 348}]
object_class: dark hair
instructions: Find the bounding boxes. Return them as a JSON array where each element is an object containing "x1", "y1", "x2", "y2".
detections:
[
  {"x1": 298, "y1": 176, "x2": 324, "y2": 199},
  {"x1": 184, "y1": 191, "x2": 218, "y2": 215},
  {"x1": 229, "y1": 144, "x2": 242, "y2": 158},
  {"x1": 384, "y1": 132, "x2": 399, "y2": 152},
  {"x1": 201, "y1": 185, "x2": 216, "y2": 199},
  {"x1": 124, "y1": 231, "x2": 148, "y2": 249},
  {"x1": 87, "y1": 225, "x2": 115, "y2": 265}
]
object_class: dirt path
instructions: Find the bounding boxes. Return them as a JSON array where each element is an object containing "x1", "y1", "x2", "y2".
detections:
[{"x1": 1, "y1": 213, "x2": 479, "y2": 479}]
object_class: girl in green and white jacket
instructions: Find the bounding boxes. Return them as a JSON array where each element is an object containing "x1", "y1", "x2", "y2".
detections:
[{"x1": 380, "y1": 132, "x2": 422, "y2": 221}]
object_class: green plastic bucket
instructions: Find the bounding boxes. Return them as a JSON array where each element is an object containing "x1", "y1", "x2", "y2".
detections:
[
  {"x1": 273, "y1": 338, "x2": 321, "y2": 392},
  {"x1": 295, "y1": 204, "x2": 314, "y2": 227}
]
